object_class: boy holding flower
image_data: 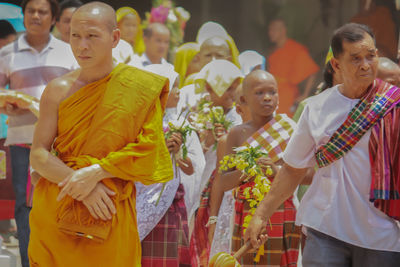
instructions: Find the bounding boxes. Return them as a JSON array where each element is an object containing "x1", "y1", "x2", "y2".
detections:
[{"x1": 220, "y1": 70, "x2": 301, "y2": 266}]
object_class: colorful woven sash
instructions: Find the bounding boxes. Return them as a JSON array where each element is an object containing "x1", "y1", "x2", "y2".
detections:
[{"x1": 315, "y1": 79, "x2": 400, "y2": 168}]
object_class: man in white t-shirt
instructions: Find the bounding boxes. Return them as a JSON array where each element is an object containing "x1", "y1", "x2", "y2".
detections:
[
  {"x1": 131, "y1": 22, "x2": 172, "y2": 68},
  {"x1": 245, "y1": 23, "x2": 400, "y2": 267}
]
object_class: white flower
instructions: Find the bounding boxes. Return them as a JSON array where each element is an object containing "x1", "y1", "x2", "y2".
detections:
[
  {"x1": 167, "y1": 9, "x2": 178, "y2": 23},
  {"x1": 175, "y1": 7, "x2": 190, "y2": 21},
  {"x1": 233, "y1": 146, "x2": 247, "y2": 153}
]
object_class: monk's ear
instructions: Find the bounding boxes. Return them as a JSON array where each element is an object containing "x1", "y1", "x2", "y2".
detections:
[
  {"x1": 240, "y1": 95, "x2": 246, "y2": 104},
  {"x1": 330, "y1": 57, "x2": 340, "y2": 74},
  {"x1": 112, "y1": 28, "x2": 121, "y2": 49}
]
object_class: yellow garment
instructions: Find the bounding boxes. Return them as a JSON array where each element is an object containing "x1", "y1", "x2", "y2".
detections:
[
  {"x1": 116, "y1": 7, "x2": 146, "y2": 55},
  {"x1": 182, "y1": 72, "x2": 197, "y2": 87},
  {"x1": 194, "y1": 59, "x2": 243, "y2": 97},
  {"x1": 28, "y1": 64, "x2": 172, "y2": 267},
  {"x1": 226, "y1": 35, "x2": 241, "y2": 68},
  {"x1": 174, "y1": 42, "x2": 199, "y2": 88},
  {"x1": 325, "y1": 46, "x2": 333, "y2": 64}
]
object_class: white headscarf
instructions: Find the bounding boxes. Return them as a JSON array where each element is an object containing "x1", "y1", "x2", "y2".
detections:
[
  {"x1": 144, "y1": 64, "x2": 179, "y2": 91},
  {"x1": 196, "y1": 21, "x2": 229, "y2": 45},
  {"x1": 194, "y1": 59, "x2": 243, "y2": 97},
  {"x1": 238, "y1": 50, "x2": 266, "y2": 76}
]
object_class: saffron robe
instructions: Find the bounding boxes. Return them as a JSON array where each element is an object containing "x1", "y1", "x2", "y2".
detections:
[{"x1": 28, "y1": 64, "x2": 173, "y2": 267}]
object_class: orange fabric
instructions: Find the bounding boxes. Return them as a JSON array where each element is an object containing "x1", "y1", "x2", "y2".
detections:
[
  {"x1": 268, "y1": 39, "x2": 319, "y2": 116},
  {"x1": 28, "y1": 64, "x2": 173, "y2": 266},
  {"x1": 351, "y1": 6, "x2": 397, "y2": 60}
]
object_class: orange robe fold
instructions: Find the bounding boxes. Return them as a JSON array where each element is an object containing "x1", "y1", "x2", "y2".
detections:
[{"x1": 28, "y1": 64, "x2": 173, "y2": 267}]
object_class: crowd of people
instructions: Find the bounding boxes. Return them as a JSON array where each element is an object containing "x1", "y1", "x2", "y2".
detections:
[{"x1": 0, "y1": 0, "x2": 399, "y2": 267}]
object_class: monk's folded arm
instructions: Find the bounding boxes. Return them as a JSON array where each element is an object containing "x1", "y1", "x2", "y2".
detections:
[
  {"x1": 253, "y1": 163, "x2": 307, "y2": 221},
  {"x1": 30, "y1": 81, "x2": 74, "y2": 184}
]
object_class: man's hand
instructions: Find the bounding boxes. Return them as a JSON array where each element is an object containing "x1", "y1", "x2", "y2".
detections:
[
  {"x1": 166, "y1": 132, "x2": 183, "y2": 154},
  {"x1": 82, "y1": 183, "x2": 116, "y2": 221},
  {"x1": 177, "y1": 157, "x2": 194, "y2": 175},
  {"x1": 244, "y1": 214, "x2": 268, "y2": 249},
  {"x1": 257, "y1": 157, "x2": 278, "y2": 178},
  {"x1": 57, "y1": 164, "x2": 104, "y2": 201},
  {"x1": 0, "y1": 103, "x2": 30, "y2": 116}
]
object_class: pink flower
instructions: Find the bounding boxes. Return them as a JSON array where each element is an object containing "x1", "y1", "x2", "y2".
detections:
[{"x1": 149, "y1": 5, "x2": 170, "y2": 24}]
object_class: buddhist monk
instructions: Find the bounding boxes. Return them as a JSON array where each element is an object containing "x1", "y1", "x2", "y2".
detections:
[{"x1": 28, "y1": 2, "x2": 172, "y2": 266}]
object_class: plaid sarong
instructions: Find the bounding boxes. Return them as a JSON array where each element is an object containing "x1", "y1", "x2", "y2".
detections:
[
  {"x1": 232, "y1": 114, "x2": 301, "y2": 266},
  {"x1": 189, "y1": 170, "x2": 217, "y2": 267},
  {"x1": 141, "y1": 184, "x2": 191, "y2": 267},
  {"x1": 369, "y1": 102, "x2": 400, "y2": 221},
  {"x1": 315, "y1": 79, "x2": 400, "y2": 168}
]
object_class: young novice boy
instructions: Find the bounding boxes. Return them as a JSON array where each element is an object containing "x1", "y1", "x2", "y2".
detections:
[
  {"x1": 221, "y1": 70, "x2": 301, "y2": 266},
  {"x1": 208, "y1": 83, "x2": 252, "y2": 258},
  {"x1": 189, "y1": 59, "x2": 243, "y2": 266}
]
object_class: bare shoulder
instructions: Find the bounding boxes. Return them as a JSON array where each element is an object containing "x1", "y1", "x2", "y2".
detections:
[
  {"x1": 226, "y1": 122, "x2": 254, "y2": 149},
  {"x1": 41, "y1": 70, "x2": 81, "y2": 106}
]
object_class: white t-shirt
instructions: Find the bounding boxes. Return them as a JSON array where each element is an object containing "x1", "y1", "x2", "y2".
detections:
[
  {"x1": 283, "y1": 85, "x2": 400, "y2": 252},
  {"x1": 0, "y1": 34, "x2": 77, "y2": 145}
]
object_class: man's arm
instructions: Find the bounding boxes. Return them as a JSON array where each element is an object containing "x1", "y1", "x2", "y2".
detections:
[{"x1": 244, "y1": 163, "x2": 307, "y2": 248}]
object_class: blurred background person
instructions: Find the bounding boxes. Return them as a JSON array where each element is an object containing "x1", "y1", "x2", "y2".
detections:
[
  {"x1": 55, "y1": 0, "x2": 82, "y2": 43},
  {"x1": 116, "y1": 6, "x2": 145, "y2": 55},
  {"x1": 267, "y1": 18, "x2": 319, "y2": 116}
]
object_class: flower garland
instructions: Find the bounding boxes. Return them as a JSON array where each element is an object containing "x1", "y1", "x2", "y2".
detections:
[{"x1": 219, "y1": 146, "x2": 273, "y2": 231}]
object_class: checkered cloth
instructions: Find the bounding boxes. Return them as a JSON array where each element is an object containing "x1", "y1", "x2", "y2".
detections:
[
  {"x1": 189, "y1": 170, "x2": 217, "y2": 267},
  {"x1": 369, "y1": 102, "x2": 400, "y2": 221},
  {"x1": 232, "y1": 114, "x2": 301, "y2": 266},
  {"x1": 315, "y1": 79, "x2": 400, "y2": 168},
  {"x1": 141, "y1": 184, "x2": 191, "y2": 267}
]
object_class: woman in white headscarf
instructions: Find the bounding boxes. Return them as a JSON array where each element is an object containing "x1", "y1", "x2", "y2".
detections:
[{"x1": 238, "y1": 50, "x2": 266, "y2": 76}]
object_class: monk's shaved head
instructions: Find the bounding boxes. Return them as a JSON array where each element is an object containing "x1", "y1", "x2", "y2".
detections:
[
  {"x1": 377, "y1": 57, "x2": 400, "y2": 87},
  {"x1": 73, "y1": 1, "x2": 117, "y2": 32},
  {"x1": 200, "y1": 36, "x2": 230, "y2": 54},
  {"x1": 243, "y1": 70, "x2": 277, "y2": 96},
  {"x1": 378, "y1": 57, "x2": 400, "y2": 72}
]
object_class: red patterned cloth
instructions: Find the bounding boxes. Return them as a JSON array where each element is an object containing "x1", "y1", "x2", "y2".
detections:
[
  {"x1": 141, "y1": 184, "x2": 191, "y2": 267},
  {"x1": 232, "y1": 181, "x2": 301, "y2": 266},
  {"x1": 369, "y1": 102, "x2": 400, "y2": 220},
  {"x1": 189, "y1": 170, "x2": 216, "y2": 267}
]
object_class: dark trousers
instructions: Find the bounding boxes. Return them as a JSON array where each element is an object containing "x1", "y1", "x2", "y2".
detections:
[
  {"x1": 10, "y1": 145, "x2": 31, "y2": 267},
  {"x1": 303, "y1": 227, "x2": 400, "y2": 267}
]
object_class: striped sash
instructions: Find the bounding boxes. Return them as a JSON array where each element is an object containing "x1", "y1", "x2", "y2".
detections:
[{"x1": 315, "y1": 79, "x2": 400, "y2": 168}]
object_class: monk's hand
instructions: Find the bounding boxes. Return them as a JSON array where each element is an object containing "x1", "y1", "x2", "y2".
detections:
[
  {"x1": 257, "y1": 157, "x2": 278, "y2": 178},
  {"x1": 177, "y1": 157, "x2": 194, "y2": 175},
  {"x1": 166, "y1": 132, "x2": 183, "y2": 154},
  {"x1": 57, "y1": 164, "x2": 106, "y2": 201},
  {"x1": 82, "y1": 183, "x2": 116, "y2": 221},
  {"x1": 244, "y1": 213, "x2": 268, "y2": 249}
]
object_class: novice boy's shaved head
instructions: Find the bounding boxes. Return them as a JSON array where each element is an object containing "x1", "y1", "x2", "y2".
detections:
[
  {"x1": 73, "y1": 1, "x2": 117, "y2": 32},
  {"x1": 243, "y1": 70, "x2": 276, "y2": 95}
]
